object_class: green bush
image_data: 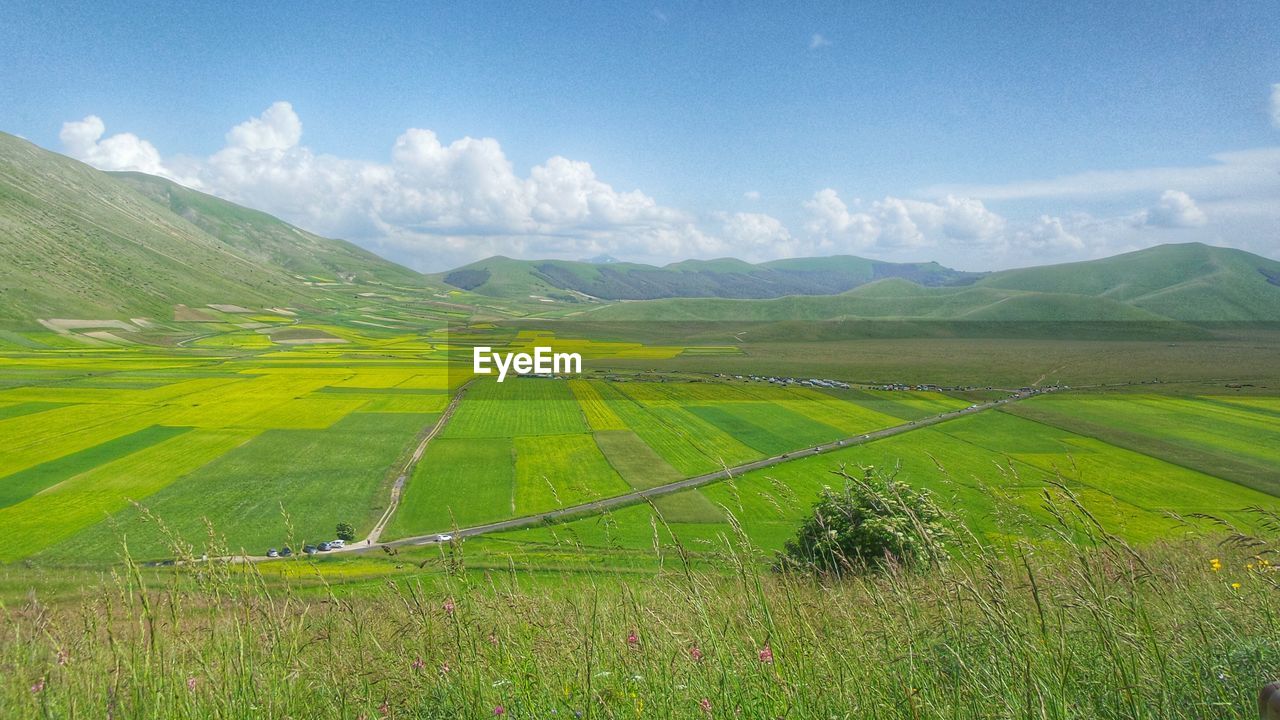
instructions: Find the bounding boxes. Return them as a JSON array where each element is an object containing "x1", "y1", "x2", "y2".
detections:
[{"x1": 778, "y1": 465, "x2": 953, "y2": 575}]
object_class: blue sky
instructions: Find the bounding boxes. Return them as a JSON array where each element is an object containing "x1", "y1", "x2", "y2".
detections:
[{"x1": 3, "y1": 1, "x2": 1279, "y2": 270}]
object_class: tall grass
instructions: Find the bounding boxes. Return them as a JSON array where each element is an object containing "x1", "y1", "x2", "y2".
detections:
[{"x1": 2, "y1": 492, "x2": 1278, "y2": 719}]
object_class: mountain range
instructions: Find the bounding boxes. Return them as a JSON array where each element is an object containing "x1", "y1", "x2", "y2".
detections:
[{"x1": 2, "y1": 130, "x2": 1279, "y2": 330}]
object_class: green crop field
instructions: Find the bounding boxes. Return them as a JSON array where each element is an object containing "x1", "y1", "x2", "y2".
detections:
[
  {"x1": 1006, "y1": 394, "x2": 1280, "y2": 497},
  {"x1": 489, "y1": 403, "x2": 1279, "y2": 560},
  {"x1": 0, "y1": 325, "x2": 1277, "y2": 572},
  {"x1": 380, "y1": 369, "x2": 981, "y2": 539},
  {"x1": 0, "y1": 342, "x2": 467, "y2": 562}
]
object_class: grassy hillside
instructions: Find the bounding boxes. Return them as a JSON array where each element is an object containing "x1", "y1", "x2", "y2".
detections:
[
  {"x1": 584, "y1": 244, "x2": 1280, "y2": 324},
  {"x1": 0, "y1": 133, "x2": 306, "y2": 327},
  {"x1": 435, "y1": 253, "x2": 983, "y2": 300},
  {"x1": 0, "y1": 133, "x2": 432, "y2": 329},
  {"x1": 980, "y1": 243, "x2": 1280, "y2": 321},
  {"x1": 114, "y1": 172, "x2": 427, "y2": 287}
]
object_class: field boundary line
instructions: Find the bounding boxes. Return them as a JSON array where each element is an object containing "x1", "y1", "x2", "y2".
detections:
[
  {"x1": 358, "y1": 380, "x2": 473, "y2": 546},
  {"x1": 357, "y1": 387, "x2": 1050, "y2": 553}
]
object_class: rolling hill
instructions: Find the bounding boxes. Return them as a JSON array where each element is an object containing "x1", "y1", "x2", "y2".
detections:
[
  {"x1": 435, "y1": 254, "x2": 983, "y2": 301},
  {"x1": 112, "y1": 171, "x2": 425, "y2": 287},
  {"x1": 582, "y1": 244, "x2": 1280, "y2": 324},
  {"x1": 3, "y1": 130, "x2": 1279, "y2": 331},
  {"x1": 0, "y1": 132, "x2": 429, "y2": 328}
]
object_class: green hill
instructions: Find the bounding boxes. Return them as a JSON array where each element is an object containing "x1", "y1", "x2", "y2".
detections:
[
  {"x1": 112, "y1": 172, "x2": 425, "y2": 287},
  {"x1": 0, "y1": 133, "x2": 428, "y2": 328},
  {"x1": 585, "y1": 244, "x2": 1280, "y2": 324},
  {"x1": 979, "y1": 243, "x2": 1280, "y2": 322},
  {"x1": 434, "y1": 254, "x2": 983, "y2": 301}
]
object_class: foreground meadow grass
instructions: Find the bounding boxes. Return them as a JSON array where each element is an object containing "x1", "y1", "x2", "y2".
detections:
[{"x1": 4, "y1": 498, "x2": 1278, "y2": 719}]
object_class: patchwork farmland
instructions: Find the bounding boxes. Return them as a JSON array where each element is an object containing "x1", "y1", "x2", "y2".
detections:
[
  {"x1": 2, "y1": 322, "x2": 1278, "y2": 569},
  {"x1": 0, "y1": 341, "x2": 456, "y2": 563}
]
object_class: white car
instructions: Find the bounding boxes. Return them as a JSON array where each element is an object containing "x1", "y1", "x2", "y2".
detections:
[
  {"x1": 436, "y1": 534, "x2": 454, "y2": 542},
  {"x1": 329, "y1": 539, "x2": 346, "y2": 549}
]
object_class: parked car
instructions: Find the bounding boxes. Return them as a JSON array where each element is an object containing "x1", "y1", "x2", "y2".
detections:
[
  {"x1": 280, "y1": 547, "x2": 293, "y2": 557},
  {"x1": 303, "y1": 545, "x2": 317, "y2": 555},
  {"x1": 317, "y1": 542, "x2": 331, "y2": 551},
  {"x1": 329, "y1": 539, "x2": 345, "y2": 549},
  {"x1": 266, "y1": 548, "x2": 279, "y2": 558},
  {"x1": 436, "y1": 534, "x2": 454, "y2": 543}
]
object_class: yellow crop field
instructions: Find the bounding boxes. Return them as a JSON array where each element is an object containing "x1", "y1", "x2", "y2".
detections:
[
  {"x1": 0, "y1": 428, "x2": 259, "y2": 561},
  {"x1": 568, "y1": 379, "x2": 627, "y2": 430}
]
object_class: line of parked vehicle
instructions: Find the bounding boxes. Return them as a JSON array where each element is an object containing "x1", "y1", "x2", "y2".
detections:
[{"x1": 266, "y1": 538, "x2": 346, "y2": 557}]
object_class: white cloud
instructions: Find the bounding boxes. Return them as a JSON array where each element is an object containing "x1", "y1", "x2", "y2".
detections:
[
  {"x1": 809, "y1": 33, "x2": 831, "y2": 49},
  {"x1": 802, "y1": 190, "x2": 1006, "y2": 254},
  {"x1": 715, "y1": 212, "x2": 801, "y2": 259},
  {"x1": 1272, "y1": 83, "x2": 1280, "y2": 129},
  {"x1": 1140, "y1": 190, "x2": 1207, "y2": 228},
  {"x1": 927, "y1": 147, "x2": 1280, "y2": 202},
  {"x1": 56, "y1": 102, "x2": 1280, "y2": 271},
  {"x1": 226, "y1": 101, "x2": 303, "y2": 151},
  {"x1": 61, "y1": 102, "x2": 715, "y2": 269},
  {"x1": 1014, "y1": 215, "x2": 1084, "y2": 252},
  {"x1": 59, "y1": 115, "x2": 169, "y2": 176}
]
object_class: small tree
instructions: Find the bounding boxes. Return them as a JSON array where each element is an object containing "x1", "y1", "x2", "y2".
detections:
[
  {"x1": 777, "y1": 465, "x2": 953, "y2": 576},
  {"x1": 335, "y1": 522, "x2": 356, "y2": 542}
]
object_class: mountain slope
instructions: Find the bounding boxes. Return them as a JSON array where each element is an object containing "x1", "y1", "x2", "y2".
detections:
[
  {"x1": 0, "y1": 133, "x2": 427, "y2": 328},
  {"x1": 979, "y1": 243, "x2": 1280, "y2": 322},
  {"x1": 113, "y1": 171, "x2": 425, "y2": 287},
  {"x1": 584, "y1": 244, "x2": 1280, "y2": 323},
  {"x1": 434, "y1": 254, "x2": 983, "y2": 301}
]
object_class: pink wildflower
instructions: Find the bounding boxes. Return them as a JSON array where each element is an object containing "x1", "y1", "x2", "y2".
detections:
[
  {"x1": 689, "y1": 646, "x2": 704, "y2": 662},
  {"x1": 186, "y1": 676, "x2": 198, "y2": 692},
  {"x1": 443, "y1": 598, "x2": 455, "y2": 615},
  {"x1": 439, "y1": 661, "x2": 451, "y2": 675},
  {"x1": 626, "y1": 629, "x2": 639, "y2": 647},
  {"x1": 758, "y1": 644, "x2": 773, "y2": 663},
  {"x1": 698, "y1": 697, "x2": 713, "y2": 714},
  {"x1": 379, "y1": 700, "x2": 390, "y2": 716},
  {"x1": 411, "y1": 656, "x2": 425, "y2": 672},
  {"x1": 493, "y1": 706, "x2": 505, "y2": 716},
  {"x1": 30, "y1": 678, "x2": 45, "y2": 694}
]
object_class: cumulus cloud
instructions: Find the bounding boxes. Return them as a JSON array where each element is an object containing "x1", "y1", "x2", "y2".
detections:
[
  {"x1": 226, "y1": 101, "x2": 302, "y2": 151},
  {"x1": 1140, "y1": 190, "x2": 1207, "y2": 228},
  {"x1": 58, "y1": 102, "x2": 713, "y2": 268},
  {"x1": 809, "y1": 33, "x2": 831, "y2": 49},
  {"x1": 797, "y1": 186, "x2": 1236, "y2": 268},
  {"x1": 802, "y1": 189, "x2": 1005, "y2": 254},
  {"x1": 715, "y1": 212, "x2": 802, "y2": 259},
  {"x1": 59, "y1": 116, "x2": 169, "y2": 176},
  {"x1": 56, "y1": 101, "x2": 1279, "y2": 271}
]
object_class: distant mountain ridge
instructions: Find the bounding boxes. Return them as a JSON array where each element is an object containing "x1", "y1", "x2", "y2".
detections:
[
  {"x1": 583, "y1": 243, "x2": 1280, "y2": 323},
  {"x1": 435, "y1": 254, "x2": 985, "y2": 301},
  {"x1": 3, "y1": 130, "x2": 1279, "y2": 329}
]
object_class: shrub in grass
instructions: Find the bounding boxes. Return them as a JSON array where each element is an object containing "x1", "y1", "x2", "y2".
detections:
[
  {"x1": 335, "y1": 522, "x2": 355, "y2": 542},
  {"x1": 777, "y1": 464, "x2": 953, "y2": 575}
]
